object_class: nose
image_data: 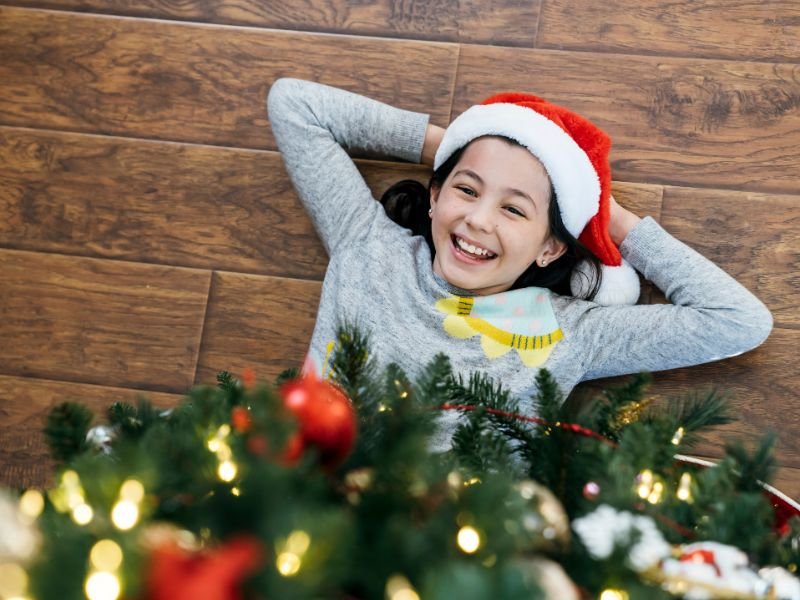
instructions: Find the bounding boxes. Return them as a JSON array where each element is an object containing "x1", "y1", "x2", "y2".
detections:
[{"x1": 464, "y1": 199, "x2": 496, "y2": 233}]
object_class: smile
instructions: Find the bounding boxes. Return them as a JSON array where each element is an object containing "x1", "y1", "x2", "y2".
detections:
[{"x1": 452, "y1": 235, "x2": 497, "y2": 260}]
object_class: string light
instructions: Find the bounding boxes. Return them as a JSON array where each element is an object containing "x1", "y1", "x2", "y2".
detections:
[
  {"x1": 231, "y1": 487, "x2": 241, "y2": 496},
  {"x1": 671, "y1": 427, "x2": 685, "y2": 445},
  {"x1": 636, "y1": 469, "x2": 654, "y2": 499},
  {"x1": 457, "y1": 526, "x2": 481, "y2": 554},
  {"x1": 90, "y1": 540, "x2": 124, "y2": 572},
  {"x1": 647, "y1": 481, "x2": 664, "y2": 504},
  {"x1": 218, "y1": 460, "x2": 238, "y2": 482},
  {"x1": 276, "y1": 530, "x2": 311, "y2": 577},
  {"x1": 600, "y1": 589, "x2": 629, "y2": 600},
  {"x1": 0, "y1": 563, "x2": 28, "y2": 599},
  {"x1": 85, "y1": 571, "x2": 121, "y2": 600},
  {"x1": 385, "y1": 574, "x2": 420, "y2": 600},
  {"x1": 676, "y1": 472, "x2": 693, "y2": 502},
  {"x1": 119, "y1": 479, "x2": 145, "y2": 503},
  {"x1": 18, "y1": 489, "x2": 44, "y2": 521},
  {"x1": 72, "y1": 502, "x2": 94, "y2": 525},
  {"x1": 111, "y1": 500, "x2": 139, "y2": 530}
]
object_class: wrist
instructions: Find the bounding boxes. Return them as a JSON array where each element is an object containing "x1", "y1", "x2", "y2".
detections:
[
  {"x1": 609, "y1": 209, "x2": 641, "y2": 246},
  {"x1": 421, "y1": 124, "x2": 444, "y2": 166}
]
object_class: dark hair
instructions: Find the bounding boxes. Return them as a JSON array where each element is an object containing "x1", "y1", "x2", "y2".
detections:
[{"x1": 379, "y1": 136, "x2": 602, "y2": 299}]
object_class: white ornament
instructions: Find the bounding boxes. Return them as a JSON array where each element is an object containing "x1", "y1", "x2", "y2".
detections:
[
  {"x1": 760, "y1": 567, "x2": 800, "y2": 600},
  {"x1": 0, "y1": 490, "x2": 41, "y2": 562},
  {"x1": 572, "y1": 504, "x2": 671, "y2": 571},
  {"x1": 85, "y1": 425, "x2": 116, "y2": 453}
]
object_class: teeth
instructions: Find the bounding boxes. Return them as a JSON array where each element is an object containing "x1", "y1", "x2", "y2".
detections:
[{"x1": 456, "y1": 236, "x2": 494, "y2": 257}]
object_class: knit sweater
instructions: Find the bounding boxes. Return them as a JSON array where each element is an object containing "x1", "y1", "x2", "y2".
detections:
[{"x1": 267, "y1": 78, "x2": 772, "y2": 448}]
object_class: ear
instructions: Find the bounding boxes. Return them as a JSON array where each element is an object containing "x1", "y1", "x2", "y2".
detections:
[
  {"x1": 429, "y1": 182, "x2": 440, "y2": 209},
  {"x1": 537, "y1": 236, "x2": 567, "y2": 265}
]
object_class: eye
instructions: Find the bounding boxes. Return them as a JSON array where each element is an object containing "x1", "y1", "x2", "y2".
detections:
[
  {"x1": 504, "y1": 205, "x2": 526, "y2": 217},
  {"x1": 456, "y1": 185, "x2": 477, "y2": 197}
]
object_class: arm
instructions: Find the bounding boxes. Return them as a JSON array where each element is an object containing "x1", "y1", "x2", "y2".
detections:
[
  {"x1": 576, "y1": 216, "x2": 773, "y2": 380},
  {"x1": 266, "y1": 78, "x2": 431, "y2": 254}
]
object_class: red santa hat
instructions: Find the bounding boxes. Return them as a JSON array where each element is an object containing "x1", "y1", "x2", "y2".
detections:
[{"x1": 434, "y1": 92, "x2": 640, "y2": 306}]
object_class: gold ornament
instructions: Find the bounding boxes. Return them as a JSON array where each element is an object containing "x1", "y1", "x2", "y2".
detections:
[
  {"x1": 514, "y1": 557, "x2": 579, "y2": 600},
  {"x1": 611, "y1": 397, "x2": 654, "y2": 430},
  {"x1": 514, "y1": 480, "x2": 570, "y2": 551}
]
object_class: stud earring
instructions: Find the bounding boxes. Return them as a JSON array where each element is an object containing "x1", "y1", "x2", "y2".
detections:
[
  {"x1": 540, "y1": 260, "x2": 548, "y2": 267},
  {"x1": 428, "y1": 208, "x2": 433, "y2": 217}
]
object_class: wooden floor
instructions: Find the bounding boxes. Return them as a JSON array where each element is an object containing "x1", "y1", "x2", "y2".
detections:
[{"x1": 1, "y1": 0, "x2": 798, "y2": 495}]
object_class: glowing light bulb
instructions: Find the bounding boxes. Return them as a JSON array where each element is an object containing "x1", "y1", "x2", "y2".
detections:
[
  {"x1": 0, "y1": 563, "x2": 28, "y2": 598},
  {"x1": 386, "y1": 575, "x2": 420, "y2": 600},
  {"x1": 18, "y1": 489, "x2": 44, "y2": 520},
  {"x1": 90, "y1": 540, "x2": 124, "y2": 572},
  {"x1": 231, "y1": 486, "x2": 241, "y2": 496},
  {"x1": 61, "y1": 470, "x2": 80, "y2": 486},
  {"x1": 677, "y1": 472, "x2": 693, "y2": 502},
  {"x1": 85, "y1": 571, "x2": 121, "y2": 600},
  {"x1": 217, "y1": 460, "x2": 237, "y2": 482},
  {"x1": 111, "y1": 500, "x2": 139, "y2": 530},
  {"x1": 636, "y1": 469, "x2": 653, "y2": 499},
  {"x1": 119, "y1": 479, "x2": 145, "y2": 503},
  {"x1": 647, "y1": 481, "x2": 664, "y2": 504},
  {"x1": 671, "y1": 427, "x2": 685, "y2": 445},
  {"x1": 276, "y1": 552, "x2": 301, "y2": 576},
  {"x1": 457, "y1": 526, "x2": 481, "y2": 554},
  {"x1": 286, "y1": 530, "x2": 311, "y2": 555},
  {"x1": 602, "y1": 589, "x2": 632, "y2": 600},
  {"x1": 207, "y1": 438, "x2": 222, "y2": 452},
  {"x1": 71, "y1": 502, "x2": 94, "y2": 525}
]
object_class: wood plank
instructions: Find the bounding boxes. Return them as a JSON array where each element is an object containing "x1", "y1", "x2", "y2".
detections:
[
  {"x1": 195, "y1": 272, "x2": 321, "y2": 385},
  {"x1": 1, "y1": 0, "x2": 541, "y2": 46},
  {"x1": 660, "y1": 186, "x2": 800, "y2": 329},
  {"x1": 0, "y1": 249, "x2": 211, "y2": 392},
  {"x1": 0, "y1": 375, "x2": 182, "y2": 490},
  {"x1": 0, "y1": 126, "x2": 664, "y2": 276},
  {"x1": 0, "y1": 126, "x2": 329, "y2": 279},
  {"x1": 537, "y1": 0, "x2": 800, "y2": 62},
  {"x1": 0, "y1": 6, "x2": 458, "y2": 148},
  {"x1": 576, "y1": 327, "x2": 799, "y2": 468},
  {"x1": 453, "y1": 45, "x2": 800, "y2": 194}
]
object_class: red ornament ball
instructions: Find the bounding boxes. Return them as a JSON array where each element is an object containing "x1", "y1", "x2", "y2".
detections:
[{"x1": 279, "y1": 373, "x2": 357, "y2": 468}]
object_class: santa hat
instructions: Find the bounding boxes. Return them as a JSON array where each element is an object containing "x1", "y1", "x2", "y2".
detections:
[{"x1": 434, "y1": 92, "x2": 640, "y2": 306}]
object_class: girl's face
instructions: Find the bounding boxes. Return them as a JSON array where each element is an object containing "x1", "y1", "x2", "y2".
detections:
[{"x1": 430, "y1": 137, "x2": 566, "y2": 296}]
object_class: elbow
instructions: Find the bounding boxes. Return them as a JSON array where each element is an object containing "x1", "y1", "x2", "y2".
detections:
[
  {"x1": 726, "y1": 299, "x2": 773, "y2": 357},
  {"x1": 266, "y1": 77, "x2": 294, "y2": 122}
]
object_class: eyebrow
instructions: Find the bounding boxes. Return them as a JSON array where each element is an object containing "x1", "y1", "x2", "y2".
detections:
[{"x1": 453, "y1": 169, "x2": 538, "y2": 211}]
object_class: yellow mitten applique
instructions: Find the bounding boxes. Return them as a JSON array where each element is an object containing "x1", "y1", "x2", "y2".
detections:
[{"x1": 435, "y1": 289, "x2": 563, "y2": 368}]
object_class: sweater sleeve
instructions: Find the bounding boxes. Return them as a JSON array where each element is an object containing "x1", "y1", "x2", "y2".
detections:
[
  {"x1": 266, "y1": 77, "x2": 431, "y2": 254},
  {"x1": 576, "y1": 217, "x2": 773, "y2": 380}
]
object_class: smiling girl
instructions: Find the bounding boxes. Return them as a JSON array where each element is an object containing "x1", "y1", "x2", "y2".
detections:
[{"x1": 266, "y1": 78, "x2": 772, "y2": 448}]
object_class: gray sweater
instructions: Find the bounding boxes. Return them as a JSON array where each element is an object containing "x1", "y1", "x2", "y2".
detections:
[{"x1": 267, "y1": 78, "x2": 772, "y2": 446}]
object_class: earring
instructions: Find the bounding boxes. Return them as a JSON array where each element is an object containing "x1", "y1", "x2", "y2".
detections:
[
  {"x1": 428, "y1": 208, "x2": 433, "y2": 217},
  {"x1": 540, "y1": 260, "x2": 548, "y2": 267}
]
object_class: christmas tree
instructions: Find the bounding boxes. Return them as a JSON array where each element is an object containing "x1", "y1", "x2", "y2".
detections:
[{"x1": 1, "y1": 326, "x2": 798, "y2": 600}]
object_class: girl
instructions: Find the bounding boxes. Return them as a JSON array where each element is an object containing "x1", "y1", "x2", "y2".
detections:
[{"x1": 266, "y1": 78, "x2": 772, "y2": 448}]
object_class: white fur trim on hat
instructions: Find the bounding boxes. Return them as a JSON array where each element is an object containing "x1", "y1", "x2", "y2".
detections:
[
  {"x1": 434, "y1": 103, "x2": 601, "y2": 238},
  {"x1": 570, "y1": 259, "x2": 641, "y2": 306}
]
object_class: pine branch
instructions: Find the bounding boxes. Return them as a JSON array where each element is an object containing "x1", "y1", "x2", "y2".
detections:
[{"x1": 44, "y1": 402, "x2": 93, "y2": 462}]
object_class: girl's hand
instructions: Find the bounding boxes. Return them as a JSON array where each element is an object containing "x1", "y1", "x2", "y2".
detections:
[
  {"x1": 421, "y1": 124, "x2": 445, "y2": 166},
  {"x1": 608, "y1": 194, "x2": 642, "y2": 246}
]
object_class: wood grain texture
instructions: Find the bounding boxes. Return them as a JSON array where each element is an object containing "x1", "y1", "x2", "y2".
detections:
[
  {"x1": 195, "y1": 271, "x2": 322, "y2": 385},
  {"x1": 0, "y1": 249, "x2": 211, "y2": 392},
  {"x1": 1, "y1": 0, "x2": 542, "y2": 46},
  {"x1": 453, "y1": 45, "x2": 800, "y2": 194},
  {"x1": 660, "y1": 186, "x2": 800, "y2": 328},
  {"x1": 0, "y1": 375, "x2": 182, "y2": 490},
  {"x1": 537, "y1": 0, "x2": 800, "y2": 62},
  {"x1": 578, "y1": 327, "x2": 798, "y2": 468},
  {"x1": 0, "y1": 6, "x2": 458, "y2": 148}
]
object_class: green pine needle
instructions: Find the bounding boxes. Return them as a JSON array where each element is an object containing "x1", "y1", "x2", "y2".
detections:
[{"x1": 44, "y1": 402, "x2": 94, "y2": 462}]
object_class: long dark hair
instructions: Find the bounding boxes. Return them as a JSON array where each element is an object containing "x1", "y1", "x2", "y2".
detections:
[{"x1": 379, "y1": 136, "x2": 602, "y2": 299}]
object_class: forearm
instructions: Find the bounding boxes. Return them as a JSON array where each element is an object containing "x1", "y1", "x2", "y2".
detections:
[{"x1": 421, "y1": 123, "x2": 445, "y2": 166}]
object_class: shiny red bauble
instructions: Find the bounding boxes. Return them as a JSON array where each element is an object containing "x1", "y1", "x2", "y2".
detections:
[{"x1": 279, "y1": 372, "x2": 357, "y2": 468}]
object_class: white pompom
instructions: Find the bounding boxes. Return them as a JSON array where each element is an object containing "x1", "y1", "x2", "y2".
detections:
[{"x1": 570, "y1": 258, "x2": 640, "y2": 305}]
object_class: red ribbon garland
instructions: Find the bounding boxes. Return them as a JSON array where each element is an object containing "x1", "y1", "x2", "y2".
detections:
[{"x1": 437, "y1": 403, "x2": 617, "y2": 447}]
